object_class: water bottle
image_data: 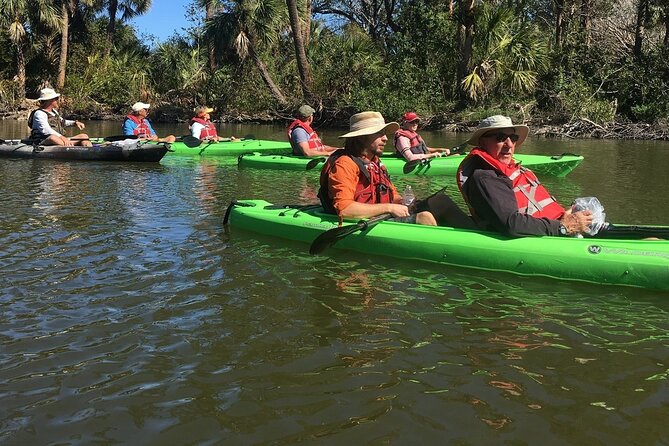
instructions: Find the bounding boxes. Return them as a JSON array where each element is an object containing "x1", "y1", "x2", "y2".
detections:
[
  {"x1": 403, "y1": 185, "x2": 415, "y2": 207},
  {"x1": 396, "y1": 185, "x2": 415, "y2": 223}
]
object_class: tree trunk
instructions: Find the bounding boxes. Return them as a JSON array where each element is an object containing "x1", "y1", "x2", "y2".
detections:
[
  {"x1": 16, "y1": 43, "x2": 26, "y2": 98},
  {"x1": 286, "y1": 0, "x2": 315, "y2": 102},
  {"x1": 554, "y1": 0, "x2": 565, "y2": 49},
  {"x1": 206, "y1": 0, "x2": 217, "y2": 72},
  {"x1": 303, "y1": 0, "x2": 312, "y2": 47},
  {"x1": 105, "y1": 0, "x2": 118, "y2": 58},
  {"x1": 580, "y1": 0, "x2": 592, "y2": 47},
  {"x1": 249, "y1": 45, "x2": 288, "y2": 106},
  {"x1": 57, "y1": 1, "x2": 70, "y2": 90},
  {"x1": 456, "y1": 0, "x2": 476, "y2": 105},
  {"x1": 663, "y1": 8, "x2": 669, "y2": 48}
]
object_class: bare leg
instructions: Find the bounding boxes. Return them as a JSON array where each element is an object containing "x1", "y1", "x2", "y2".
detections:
[{"x1": 416, "y1": 211, "x2": 437, "y2": 226}]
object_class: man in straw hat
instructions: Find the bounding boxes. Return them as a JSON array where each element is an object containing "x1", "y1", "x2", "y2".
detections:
[
  {"x1": 287, "y1": 104, "x2": 339, "y2": 157},
  {"x1": 28, "y1": 88, "x2": 91, "y2": 146},
  {"x1": 317, "y1": 111, "x2": 440, "y2": 224},
  {"x1": 122, "y1": 102, "x2": 176, "y2": 143},
  {"x1": 394, "y1": 111, "x2": 450, "y2": 161},
  {"x1": 456, "y1": 115, "x2": 593, "y2": 236}
]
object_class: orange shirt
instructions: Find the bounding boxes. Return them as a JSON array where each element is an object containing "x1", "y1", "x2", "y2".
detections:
[{"x1": 327, "y1": 155, "x2": 399, "y2": 215}]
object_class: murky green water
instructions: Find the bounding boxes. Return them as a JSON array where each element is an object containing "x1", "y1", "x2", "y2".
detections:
[{"x1": 1, "y1": 119, "x2": 669, "y2": 444}]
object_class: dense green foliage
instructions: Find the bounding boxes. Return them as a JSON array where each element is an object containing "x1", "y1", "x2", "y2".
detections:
[{"x1": 0, "y1": 0, "x2": 668, "y2": 125}]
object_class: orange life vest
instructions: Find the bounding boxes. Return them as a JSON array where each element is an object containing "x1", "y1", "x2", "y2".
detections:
[
  {"x1": 191, "y1": 117, "x2": 218, "y2": 139},
  {"x1": 318, "y1": 149, "x2": 395, "y2": 215},
  {"x1": 394, "y1": 129, "x2": 428, "y2": 156},
  {"x1": 124, "y1": 114, "x2": 152, "y2": 138},
  {"x1": 287, "y1": 119, "x2": 325, "y2": 155},
  {"x1": 457, "y1": 148, "x2": 565, "y2": 219}
]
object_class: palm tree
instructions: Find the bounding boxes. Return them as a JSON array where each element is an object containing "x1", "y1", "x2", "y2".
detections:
[
  {"x1": 460, "y1": 5, "x2": 549, "y2": 102},
  {"x1": 0, "y1": 0, "x2": 61, "y2": 97},
  {"x1": 286, "y1": 0, "x2": 314, "y2": 102},
  {"x1": 198, "y1": 0, "x2": 220, "y2": 72},
  {"x1": 102, "y1": 0, "x2": 152, "y2": 58},
  {"x1": 56, "y1": 0, "x2": 96, "y2": 90},
  {"x1": 207, "y1": 0, "x2": 288, "y2": 106}
]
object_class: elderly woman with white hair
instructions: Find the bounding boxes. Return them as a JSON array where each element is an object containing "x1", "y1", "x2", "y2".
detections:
[{"x1": 28, "y1": 88, "x2": 91, "y2": 147}]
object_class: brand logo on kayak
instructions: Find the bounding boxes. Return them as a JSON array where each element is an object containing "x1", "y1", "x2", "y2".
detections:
[{"x1": 588, "y1": 245, "x2": 602, "y2": 254}]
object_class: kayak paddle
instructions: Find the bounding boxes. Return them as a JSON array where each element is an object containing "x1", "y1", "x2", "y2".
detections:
[
  {"x1": 306, "y1": 157, "x2": 326, "y2": 170},
  {"x1": 402, "y1": 141, "x2": 468, "y2": 174},
  {"x1": 309, "y1": 213, "x2": 394, "y2": 255}
]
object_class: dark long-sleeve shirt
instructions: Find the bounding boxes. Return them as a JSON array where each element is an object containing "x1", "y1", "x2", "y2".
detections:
[{"x1": 462, "y1": 161, "x2": 563, "y2": 237}]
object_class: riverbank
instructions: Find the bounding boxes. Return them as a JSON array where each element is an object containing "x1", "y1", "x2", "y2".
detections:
[{"x1": 3, "y1": 103, "x2": 668, "y2": 141}]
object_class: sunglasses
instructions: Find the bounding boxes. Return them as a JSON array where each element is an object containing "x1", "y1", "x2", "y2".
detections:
[{"x1": 483, "y1": 132, "x2": 519, "y2": 143}]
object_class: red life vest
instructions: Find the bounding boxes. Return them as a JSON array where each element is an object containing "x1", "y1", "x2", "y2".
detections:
[
  {"x1": 124, "y1": 114, "x2": 152, "y2": 138},
  {"x1": 287, "y1": 119, "x2": 325, "y2": 155},
  {"x1": 394, "y1": 129, "x2": 429, "y2": 156},
  {"x1": 318, "y1": 149, "x2": 395, "y2": 215},
  {"x1": 191, "y1": 117, "x2": 218, "y2": 139},
  {"x1": 457, "y1": 148, "x2": 565, "y2": 219}
]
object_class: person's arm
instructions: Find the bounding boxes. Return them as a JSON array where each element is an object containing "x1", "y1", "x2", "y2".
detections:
[
  {"x1": 395, "y1": 135, "x2": 439, "y2": 161},
  {"x1": 329, "y1": 157, "x2": 409, "y2": 219},
  {"x1": 466, "y1": 169, "x2": 561, "y2": 237},
  {"x1": 191, "y1": 122, "x2": 203, "y2": 139},
  {"x1": 145, "y1": 120, "x2": 159, "y2": 141}
]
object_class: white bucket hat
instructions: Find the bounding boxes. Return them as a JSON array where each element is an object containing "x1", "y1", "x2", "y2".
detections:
[
  {"x1": 339, "y1": 111, "x2": 399, "y2": 138},
  {"x1": 38, "y1": 88, "x2": 60, "y2": 101},
  {"x1": 131, "y1": 102, "x2": 151, "y2": 112},
  {"x1": 467, "y1": 115, "x2": 529, "y2": 146}
]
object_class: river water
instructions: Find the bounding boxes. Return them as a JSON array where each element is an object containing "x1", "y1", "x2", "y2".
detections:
[{"x1": 1, "y1": 119, "x2": 668, "y2": 444}]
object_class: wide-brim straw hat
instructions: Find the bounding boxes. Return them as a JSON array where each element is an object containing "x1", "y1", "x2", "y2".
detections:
[
  {"x1": 38, "y1": 88, "x2": 60, "y2": 101},
  {"x1": 339, "y1": 111, "x2": 399, "y2": 138},
  {"x1": 466, "y1": 115, "x2": 529, "y2": 146}
]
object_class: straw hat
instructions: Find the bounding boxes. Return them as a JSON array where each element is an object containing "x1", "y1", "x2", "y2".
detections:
[
  {"x1": 466, "y1": 115, "x2": 529, "y2": 146},
  {"x1": 339, "y1": 111, "x2": 399, "y2": 138},
  {"x1": 38, "y1": 88, "x2": 60, "y2": 101},
  {"x1": 195, "y1": 105, "x2": 214, "y2": 116}
]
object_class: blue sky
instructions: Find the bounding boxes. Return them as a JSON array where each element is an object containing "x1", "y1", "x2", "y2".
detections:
[{"x1": 129, "y1": 0, "x2": 193, "y2": 44}]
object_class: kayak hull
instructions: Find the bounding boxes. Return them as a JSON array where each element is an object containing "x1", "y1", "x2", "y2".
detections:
[
  {"x1": 237, "y1": 152, "x2": 584, "y2": 177},
  {"x1": 169, "y1": 139, "x2": 291, "y2": 156},
  {"x1": 226, "y1": 200, "x2": 669, "y2": 291},
  {"x1": 0, "y1": 140, "x2": 168, "y2": 162}
]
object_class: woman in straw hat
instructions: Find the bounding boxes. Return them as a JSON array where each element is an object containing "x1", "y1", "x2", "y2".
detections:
[
  {"x1": 190, "y1": 105, "x2": 230, "y2": 142},
  {"x1": 456, "y1": 115, "x2": 593, "y2": 237},
  {"x1": 28, "y1": 88, "x2": 91, "y2": 147},
  {"x1": 317, "y1": 111, "x2": 439, "y2": 224}
]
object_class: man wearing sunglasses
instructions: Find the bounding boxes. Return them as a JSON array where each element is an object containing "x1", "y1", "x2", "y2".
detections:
[{"x1": 455, "y1": 115, "x2": 593, "y2": 237}]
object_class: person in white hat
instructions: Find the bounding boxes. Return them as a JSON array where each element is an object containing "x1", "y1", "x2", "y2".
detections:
[
  {"x1": 286, "y1": 104, "x2": 338, "y2": 157},
  {"x1": 27, "y1": 88, "x2": 92, "y2": 146},
  {"x1": 394, "y1": 111, "x2": 450, "y2": 161},
  {"x1": 122, "y1": 102, "x2": 176, "y2": 143},
  {"x1": 317, "y1": 111, "x2": 440, "y2": 224},
  {"x1": 456, "y1": 115, "x2": 593, "y2": 236}
]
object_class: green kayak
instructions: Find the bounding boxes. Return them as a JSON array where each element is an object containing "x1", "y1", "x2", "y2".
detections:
[
  {"x1": 225, "y1": 200, "x2": 669, "y2": 291},
  {"x1": 168, "y1": 138, "x2": 291, "y2": 156},
  {"x1": 237, "y1": 152, "x2": 584, "y2": 177}
]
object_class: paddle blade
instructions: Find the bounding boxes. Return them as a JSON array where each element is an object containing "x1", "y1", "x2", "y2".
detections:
[
  {"x1": 306, "y1": 157, "x2": 326, "y2": 170},
  {"x1": 242, "y1": 134, "x2": 256, "y2": 140},
  {"x1": 403, "y1": 159, "x2": 421, "y2": 174},
  {"x1": 309, "y1": 213, "x2": 393, "y2": 255},
  {"x1": 182, "y1": 136, "x2": 203, "y2": 147}
]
